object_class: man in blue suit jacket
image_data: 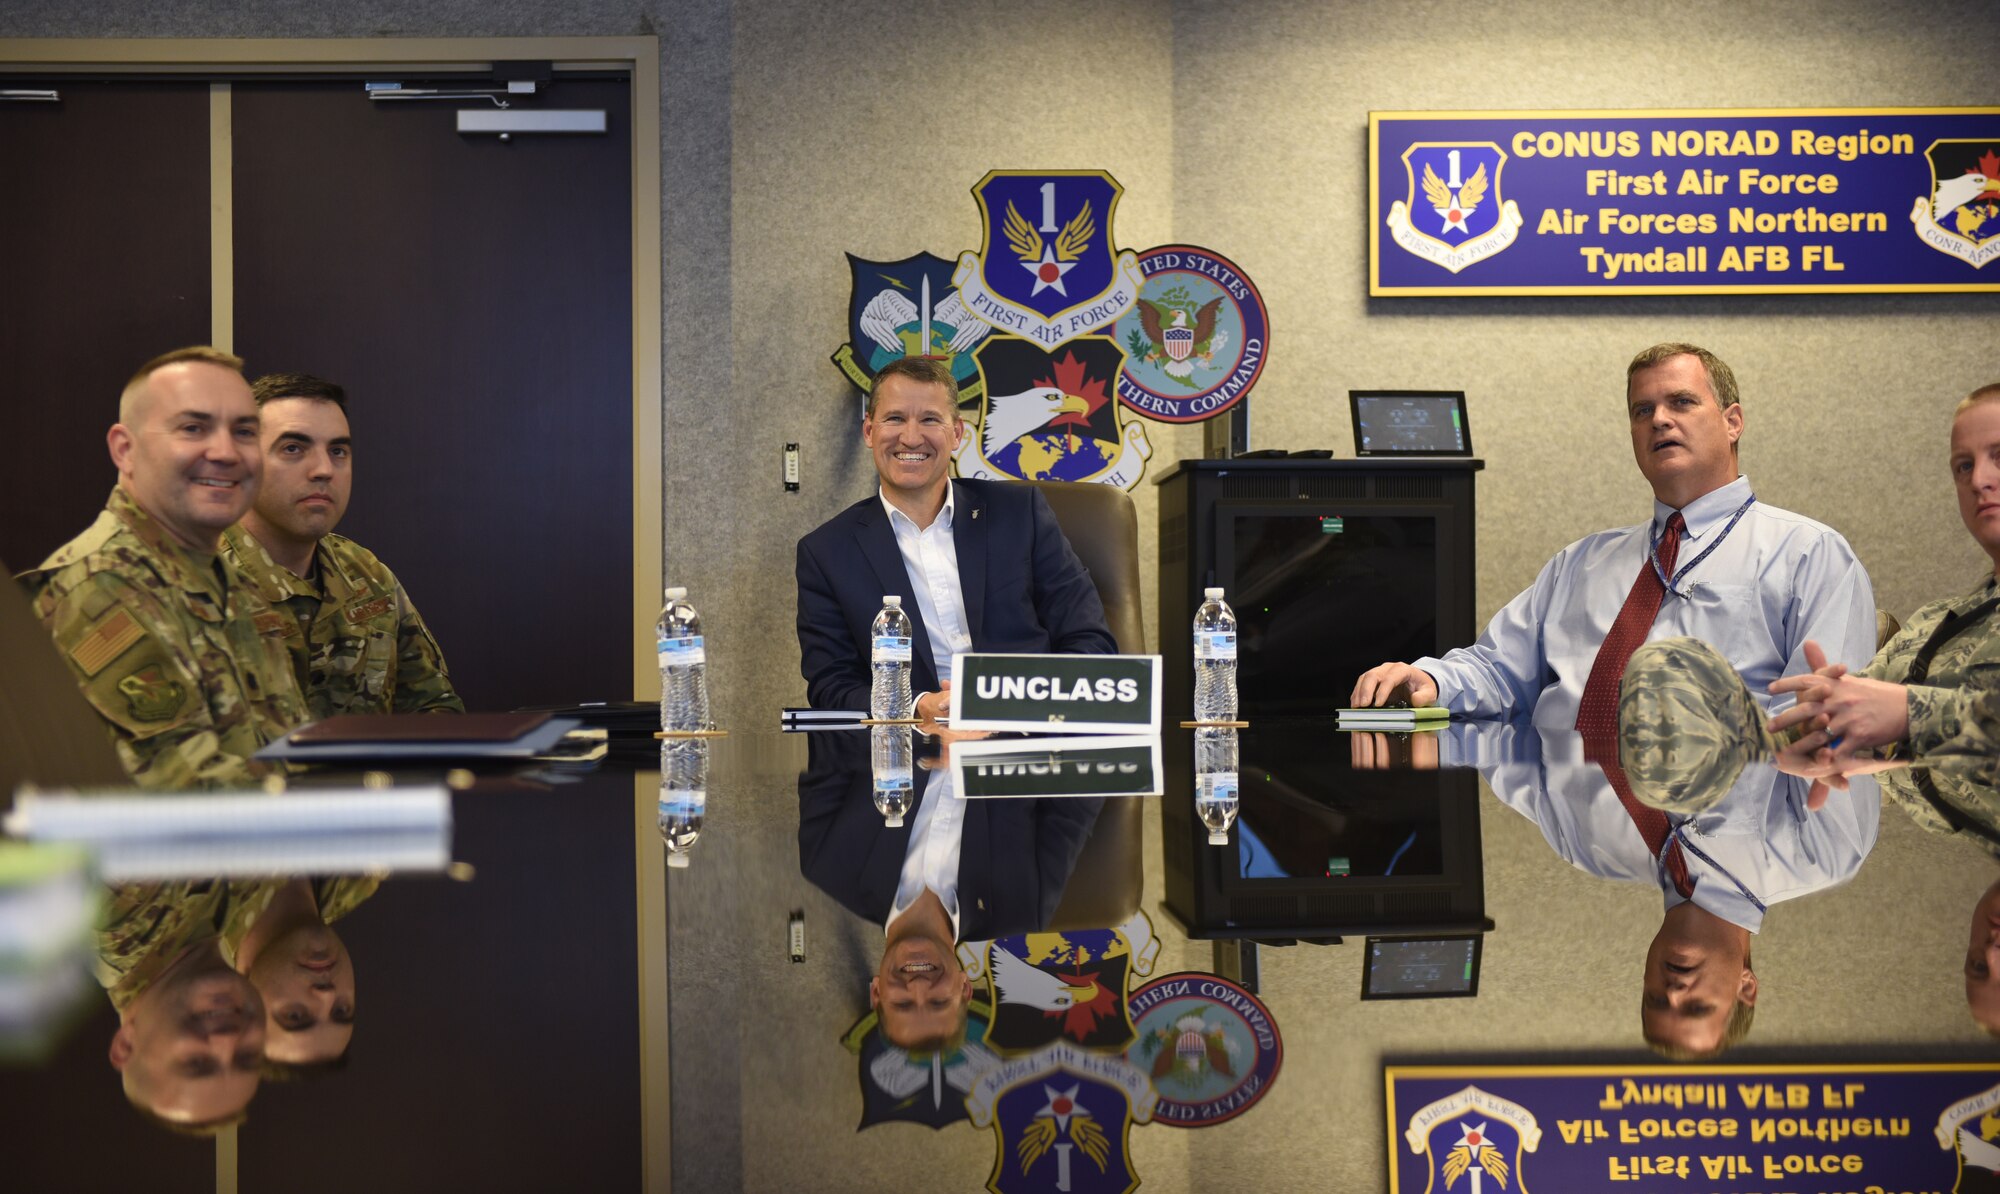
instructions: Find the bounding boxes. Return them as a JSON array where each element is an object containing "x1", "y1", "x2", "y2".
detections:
[{"x1": 797, "y1": 357, "x2": 1116, "y2": 717}]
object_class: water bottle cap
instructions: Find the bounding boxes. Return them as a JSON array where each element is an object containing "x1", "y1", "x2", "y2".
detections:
[
  {"x1": 883, "y1": 595, "x2": 902, "y2": 607},
  {"x1": 885, "y1": 814, "x2": 905, "y2": 828},
  {"x1": 666, "y1": 851, "x2": 691, "y2": 868},
  {"x1": 1208, "y1": 830, "x2": 1230, "y2": 845},
  {"x1": 664, "y1": 586, "x2": 687, "y2": 600},
  {"x1": 1204, "y1": 587, "x2": 1225, "y2": 599}
]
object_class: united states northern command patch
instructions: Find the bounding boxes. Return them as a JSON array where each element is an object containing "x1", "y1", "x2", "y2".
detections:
[
  {"x1": 1125, "y1": 972, "x2": 1281, "y2": 1128},
  {"x1": 69, "y1": 608, "x2": 145, "y2": 677}
]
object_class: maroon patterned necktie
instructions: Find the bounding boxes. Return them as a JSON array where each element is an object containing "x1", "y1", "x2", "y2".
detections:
[
  {"x1": 1575, "y1": 512, "x2": 1683, "y2": 737},
  {"x1": 1577, "y1": 511, "x2": 1692, "y2": 897}
]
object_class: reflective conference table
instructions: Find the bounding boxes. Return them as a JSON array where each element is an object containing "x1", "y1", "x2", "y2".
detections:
[{"x1": 2, "y1": 712, "x2": 1996, "y2": 1192}]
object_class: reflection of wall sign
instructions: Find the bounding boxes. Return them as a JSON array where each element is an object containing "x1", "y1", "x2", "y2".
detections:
[
  {"x1": 984, "y1": 930, "x2": 1137, "y2": 1054},
  {"x1": 841, "y1": 998, "x2": 1000, "y2": 1130},
  {"x1": 966, "y1": 1041, "x2": 1156, "y2": 1194},
  {"x1": 1125, "y1": 972, "x2": 1282, "y2": 1128},
  {"x1": 1111, "y1": 245, "x2": 1270, "y2": 424}
]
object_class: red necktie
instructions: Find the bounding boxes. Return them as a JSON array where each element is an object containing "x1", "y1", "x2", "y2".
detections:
[
  {"x1": 1577, "y1": 512, "x2": 1692, "y2": 896},
  {"x1": 1575, "y1": 512, "x2": 1683, "y2": 737}
]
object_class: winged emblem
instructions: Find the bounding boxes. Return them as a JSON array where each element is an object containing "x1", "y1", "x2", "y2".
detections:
[
  {"x1": 856, "y1": 279, "x2": 988, "y2": 358},
  {"x1": 1005, "y1": 199, "x2": 1097, "y2": 297},
  {"x1": 1441, "y1": 1121, "x2": 1510, "y2": 1190},
  {"x1": 1422, "y1": 161, "x2": 1488, "y2": 237},
  {"x1": 1016, "y1": 1084, "x2": 1112, "y2": 1175}
]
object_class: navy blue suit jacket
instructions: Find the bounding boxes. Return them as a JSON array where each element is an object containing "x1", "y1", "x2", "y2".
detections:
[
  {"x1": 795, "y1": 479, "x2": 1117, "y2": 712},
  {"x1": 796, "y1": 731, "x2": 1103, "y2": 941}
]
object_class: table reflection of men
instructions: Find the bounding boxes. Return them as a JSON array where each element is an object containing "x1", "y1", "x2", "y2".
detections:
[
  {"x1": 228, "y1": 875, "x2": 378, "y2": 1073},
  {"x1": 98, "y1": 880, "x2": 268, "y2": 1131},
  {"x1": 1413, "y1": 693, "x2": 1877, "y2": 1058},
  {"x1": 798, "y1": 730, "x2": 1102, "y2": 1050}
]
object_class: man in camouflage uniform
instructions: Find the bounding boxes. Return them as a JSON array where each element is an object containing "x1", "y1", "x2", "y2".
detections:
[
  {"x1": 220, "y1": 372, "x2": 462, "y2": 718},
  {"x1": 98, "y1": 878, "x2": 269, "y2": 1128},
  {"x1": 21, "y1": 347, "x2": 308, "y2": 789}
]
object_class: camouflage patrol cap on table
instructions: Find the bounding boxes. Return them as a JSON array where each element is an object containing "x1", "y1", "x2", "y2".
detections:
[{"x1": 1618, "y1": 636, "x2": 1775, "y2": 813}]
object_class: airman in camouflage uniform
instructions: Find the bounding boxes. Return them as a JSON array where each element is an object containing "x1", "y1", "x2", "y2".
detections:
[
  {"x1": 22, "y1": 347, "x2": 309, "y2": 789},
  {"x1": 95, "y1": 877, "x2": 264, "y2": 1011},
  {"x1": 222, "y1": 371, "x2": 463, "y2": 718},
  {"x1": 222, "y1": 525, "x2": 462, "y2": 717}
]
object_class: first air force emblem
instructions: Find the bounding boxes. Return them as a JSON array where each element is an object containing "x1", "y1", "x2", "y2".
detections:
[
  {"x1": 953, "y1": 171, "x2": 1146, "y2": 351},
  {"x1": 1386, "y1": 143, "x2": 1525, "y2": 275},
  {"x1": 1403, "y1": 1085, "x2": 1542, "y2": 1194},
  {"x1": 966, "y1": 1041, "x2": 1155, "y2": 1194}
]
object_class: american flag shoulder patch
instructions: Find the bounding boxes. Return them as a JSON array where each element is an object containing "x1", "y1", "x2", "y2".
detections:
[{"x1": 70, "y1": 608, "x2": 145, "y2": 677}]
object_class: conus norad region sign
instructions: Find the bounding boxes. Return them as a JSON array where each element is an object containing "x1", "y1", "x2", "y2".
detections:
[{"x1": 1370, "y1": 107, "x2": 2000, "y2": 295}]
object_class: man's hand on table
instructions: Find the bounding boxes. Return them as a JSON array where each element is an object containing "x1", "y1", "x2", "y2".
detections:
[{"x1": 1349, "y1": 662, "x2": 1438, "y2": 709}]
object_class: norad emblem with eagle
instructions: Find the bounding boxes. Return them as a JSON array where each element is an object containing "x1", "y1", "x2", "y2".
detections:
[
  {"x1": 1911, "y1": 140, "x2": 2000, "y2": 269},
  {"x1": 955, "y1": 335, "x2": 1153, "y2": 492},
  {"x1": 1403, "y1": 1085, "x2": 1541, "y2": 1194}
]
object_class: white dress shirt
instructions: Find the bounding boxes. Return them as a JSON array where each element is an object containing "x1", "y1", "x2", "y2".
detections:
[
  {"x1": 1448, "y1": 722, "x2": 1880, "y2": 932},
  {"x1": 881, "y1": 485, "x2": 974, "y2": 696},
  {"x1": 884, "y1": 767, "x2": 965, "y2": 939},
  {"x1": 1414, "y1": 477, "x2": 1877, "y2": 730}
]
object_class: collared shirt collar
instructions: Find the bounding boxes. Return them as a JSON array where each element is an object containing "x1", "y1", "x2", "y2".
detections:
[
  {"x1": 223, "y1": 524, "x2": 318, "y2": 604},
  {"x1": 1653, "y1": 474, "x2": 1753, "y2": 542},
  {"x1": 107, "y1": 486, "x2": 224, "y2": 599},
  {"x1": 880, "y1": 481, "x2": 956, "y2": 535}
]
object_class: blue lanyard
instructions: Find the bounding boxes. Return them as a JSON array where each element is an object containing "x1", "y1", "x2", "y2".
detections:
[
  {"x1": 1649, "y1": 495, "x2": 1757, "y2": 595},
  {"x1": 1669, "y1": 825, "x2": 1767, "y2": 915}
]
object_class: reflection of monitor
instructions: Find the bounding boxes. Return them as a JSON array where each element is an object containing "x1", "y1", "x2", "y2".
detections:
[
  {"x1": 1361, "y1": 935, "x2": 1482, "y2": 1000},
  {"x1": 1350, "y1": 390, "x2": 1471, "y2": 456}
]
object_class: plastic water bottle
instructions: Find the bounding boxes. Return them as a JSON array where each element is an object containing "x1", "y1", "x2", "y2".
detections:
[
  {"x1": 658, "y1": 738, "x2": 708, "y2": 867},
  {"x1": 870, "y1": 725, "x2": 915, "y2": 828},
  {"x1": 1193, "y1": 587, "x2": 1238, "y2": 723},
  {"x1": 1195, "y1": 727, "x2": 1239, "y2": 846},
  {"x1": 870, "y1": 596, "x2": 914, "y2": 720},
  {"x1": 656, "y1": 586, "x2": 710, "y2": 732}
]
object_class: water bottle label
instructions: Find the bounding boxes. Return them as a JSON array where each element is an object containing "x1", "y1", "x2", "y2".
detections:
[
  {"x1": 874, "y1": 773, "x2": 913, "y2": 792},
  {"x1": 1194, "y1": 631, "x2": 1237, "y2": 660},
  {"x1": 871, "y1": 635, "x2": 913, "y2": 663},
  {"x1": 658, "y1": 635, "x2": 706, "y2": 665},
  {"x1": 1209, "y1": 772, "x2": 1239, "y2": 799}
]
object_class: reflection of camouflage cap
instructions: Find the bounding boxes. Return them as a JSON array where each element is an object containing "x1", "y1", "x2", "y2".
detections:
[{"x1": 1618, "y1": 637, "x2": 1773, "y2": 812}]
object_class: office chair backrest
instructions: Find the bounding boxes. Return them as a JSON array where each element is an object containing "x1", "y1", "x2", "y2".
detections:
[{"x1": 1009, "y1": 479, "x2": 1146, "y2": 655}]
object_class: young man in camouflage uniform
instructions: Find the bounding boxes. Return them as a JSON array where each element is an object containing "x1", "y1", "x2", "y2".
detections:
[
  {"x1": 21, "y1": 347, "x2": 307, "y2": 789},
  {"x1": 220, "y1": 372, "x2": 462, "y2": 718}
]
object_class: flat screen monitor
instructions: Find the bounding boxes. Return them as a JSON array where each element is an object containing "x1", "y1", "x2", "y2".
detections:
[
  {"x1": 1361, "y1": 935, "x2": 1483, "y2": 1000},
  {"x1": 1222, "y1": 510, "x2": 1439, "y2": 718},
  {"x1": 1350, "y1": 390, "x2": 1472, "y2": 456}
]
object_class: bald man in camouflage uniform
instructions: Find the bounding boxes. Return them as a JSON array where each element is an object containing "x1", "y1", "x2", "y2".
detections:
[
  {"x1": 220, "y1": 372, "x2": 462, "y2": 718},
  {"x1": 21, "y1": 348, "x2": 307, "y2": 789}
]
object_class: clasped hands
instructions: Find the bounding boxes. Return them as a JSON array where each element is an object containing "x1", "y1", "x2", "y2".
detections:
[{"x1": 1766, "y1": 640, "x2": 1909, "y2": 803}]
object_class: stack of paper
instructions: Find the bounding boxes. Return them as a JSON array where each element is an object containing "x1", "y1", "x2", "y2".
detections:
[
  {"x1": 4, "y1": 787, "x2": 452, "y2": 881},
  {"x1": 1335, "y1": 706, "x2": 1452, "y2": 730}
]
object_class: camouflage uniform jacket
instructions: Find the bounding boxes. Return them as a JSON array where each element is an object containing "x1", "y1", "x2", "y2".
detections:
[
  {"x1": 219, "y1": 874, "x2": 384, "y2": 967},
  {"x1": 221, "y1": 526, "x2": 462, "y2": 718},
  {"x1": 22, "y1": 489, "x2": 307, "y2": 789},
  {"x1": 95, "y1": 878, "x2": 261, "y2": 1012},
  {"x1": 1859, "y1": 574, "x2": 2000, "y2": 858},
  {"x1": 1864, "y1": 573, "x2": 2000, "y2": 755}
]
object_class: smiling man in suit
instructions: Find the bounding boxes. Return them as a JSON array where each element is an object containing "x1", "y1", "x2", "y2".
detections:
[{"x1": 796, "y1": 356, "x2": 1117, "y2": 719}]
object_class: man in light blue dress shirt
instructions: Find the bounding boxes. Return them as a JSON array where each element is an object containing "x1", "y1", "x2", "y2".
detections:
[{"x1": 1351, "y1": 343, "x2": 1877, "y2": 725}]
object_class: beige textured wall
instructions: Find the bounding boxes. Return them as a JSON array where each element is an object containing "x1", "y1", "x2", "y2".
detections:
[{"x1": 1172, "y1": 0, "x2": 1999, "y2": 657}]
